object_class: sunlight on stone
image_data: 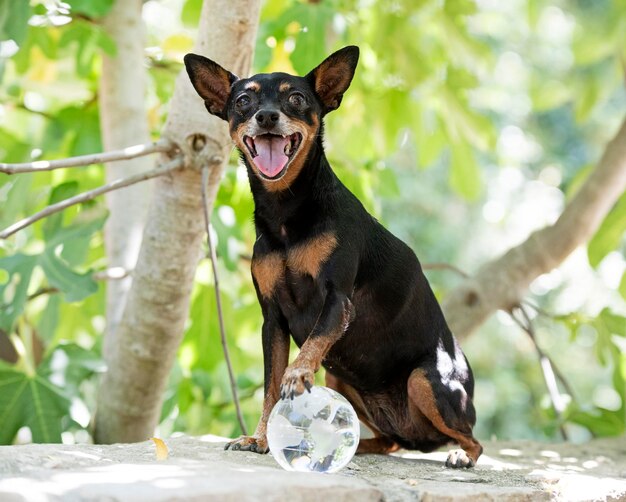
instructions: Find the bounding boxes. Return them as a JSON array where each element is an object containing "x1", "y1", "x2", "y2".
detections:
[
  {"x1": 58, "y1": 450, "x2": 101, "y2": 461},
  {"x1": 198, "y1": 434, "x2": 231, "y2": 443},
  {"x1": 154, "y1": 479, "x2": 185, "y2": 489},
  {"x1": 582, "y1": 460, "x2": 599, "y2": 469}
]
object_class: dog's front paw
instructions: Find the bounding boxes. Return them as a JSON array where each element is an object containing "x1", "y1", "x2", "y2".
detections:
[
  {"x1": 445, "y1": 448, "x2": 475, "y2": 468},
  {"x1": 280, "y1": 366, "x2": 314, "y2": 399},
  {"x1": 224, "y1": 435, "x2": 269, "y2": 454}
]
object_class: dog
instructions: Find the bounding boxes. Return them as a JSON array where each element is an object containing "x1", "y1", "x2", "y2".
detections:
[{"x1": 184, "y1": 46, "x2": 483, "y2": 468}]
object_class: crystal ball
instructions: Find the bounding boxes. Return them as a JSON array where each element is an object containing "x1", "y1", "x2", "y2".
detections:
[{"x1": 267, "y1": 386, "x2": 360, "y2": 473}]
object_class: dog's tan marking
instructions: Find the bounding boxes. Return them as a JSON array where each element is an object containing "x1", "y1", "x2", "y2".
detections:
[
  {"x1": 244, "y1": 81, "x2": 260, "y2": 92},
  {"x1": 287, "y1": 231, "x2": 337, "y2": 277},
  {"x1": 281, "y1": 299, "x2": 353, "y2": 397},
  {"x1": 279, "y1": 82, "x2": 291, "y2": 92},
  {"x1": 225, "y1": 332, "x2": 289, "y2": 453},
  {"x1": 408, "y1": 369, "x2": 483, "y2": 465},
  {"x1": 256, "y1": 333, "x2": 290, "y2": 435},
  {"x1": 251, "y1": 253, "x2": 285, "y2": 299},
  {"x1": 231, "y1": 122, "x2": 247, "y2": 148},
  {"x1": 326, "y1": 372, "x2": 399, "y2": 454}
]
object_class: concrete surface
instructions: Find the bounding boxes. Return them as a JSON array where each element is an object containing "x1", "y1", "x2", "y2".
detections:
[{"x1": 0, "y1": 435, "x2": 625, "y2": 501}]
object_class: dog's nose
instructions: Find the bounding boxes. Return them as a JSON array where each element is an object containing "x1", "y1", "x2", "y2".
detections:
[{"x1": 255, "y1": 109, "x2": 279, "y2": 129}]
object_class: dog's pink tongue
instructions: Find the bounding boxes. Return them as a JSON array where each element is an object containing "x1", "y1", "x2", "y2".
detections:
[{"x1": 253, "y1": 136, "x2": 289, "y2": 177}]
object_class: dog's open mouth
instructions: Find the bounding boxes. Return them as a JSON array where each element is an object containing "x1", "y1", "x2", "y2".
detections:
[{"x1": 243, "y1": 133, "x2": 302, "y2": 179}]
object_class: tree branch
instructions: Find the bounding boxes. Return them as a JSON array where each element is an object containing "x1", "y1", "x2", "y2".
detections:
[
  {"x1": 443, "y1": 116, "x2": 626, "y2": 338},
  {"x1": 0, "y1": 139, "x2": 174, "y2": 174},
  {"x1": 0, "y1": 156, "x2": 184, "y2": 239}
]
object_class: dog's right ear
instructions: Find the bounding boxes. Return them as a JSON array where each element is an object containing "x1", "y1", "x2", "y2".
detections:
[{"x1": 184, "y1": 53, "x2": 238, "y2": 120}]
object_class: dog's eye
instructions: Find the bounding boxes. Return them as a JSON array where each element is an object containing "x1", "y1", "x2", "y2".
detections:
[
  {"x1": 288, "y1": 92, "x2": 305, "y2": 108},
  {"x1": 236, "y1": 95, "x2": 251, "y2": 108}
]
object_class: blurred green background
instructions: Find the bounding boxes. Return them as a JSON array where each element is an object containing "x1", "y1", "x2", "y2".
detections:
[{"x1": 1, "y1": 0, "x2": 625, "y2": 445}]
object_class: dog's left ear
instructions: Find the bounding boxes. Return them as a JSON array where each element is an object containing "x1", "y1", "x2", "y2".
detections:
[
  {"x1": 306, "y1": 46, "x2": 359, "y2": 114},
  {"x1": 184, "y1": 53, "x2": 238, "y2": 120}
]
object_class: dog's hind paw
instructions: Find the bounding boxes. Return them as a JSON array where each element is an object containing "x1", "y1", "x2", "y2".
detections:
[
  {"x1": 224, "y1": 435, "x2": 269, "y2": 454},
  {"x1": 445, "y1": 448, "x2": 475, "y2": 468},
  {"x1": 280, "y1": 366, "x2": 314, "y2": 399}
]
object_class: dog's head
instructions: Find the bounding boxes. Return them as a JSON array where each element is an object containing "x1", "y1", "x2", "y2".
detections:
[{"x1": 184, "y1": 46, "x2": 359, "y2": 190}]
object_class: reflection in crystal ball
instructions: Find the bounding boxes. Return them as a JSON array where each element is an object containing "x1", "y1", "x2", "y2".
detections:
[{"x1": 267, "y1": 386, "x2": 360, "y2": 473}]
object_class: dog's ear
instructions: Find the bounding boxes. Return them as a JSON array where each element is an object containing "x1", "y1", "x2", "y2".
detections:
[
  {"x1": 184, "y1": 53, "x2": 238, "y2": 120},
  {"x1": 306, "y1": 46, "x2": 359, "y2": 114}
]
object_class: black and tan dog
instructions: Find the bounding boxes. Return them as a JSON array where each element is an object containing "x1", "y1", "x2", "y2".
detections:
[{"x1": 185, "y1": 46, "x2": 483, "y2": 468}]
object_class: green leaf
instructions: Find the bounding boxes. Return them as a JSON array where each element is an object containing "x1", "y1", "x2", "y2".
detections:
[
  {"x1": 39, "y1": 251, "x2": 98, "y2": 303},
  {"x1": 619, "y1": 271, "x2": 626, "y2": 301},
  {"x1": 46, "y1": 213, "x2": 107, "y2": 267},
  {"x1": 288, "y1": 4, "x2": 334, "y2": 75},
  {"x1": 596, "y1": 308, "x2": 626, "y2": 338},
  {"x1": 181, "y1": 0, "x2": 203, "y2": 27},
  {"x1": 180, "y1": 286, "x2": 223, "y2": 372},
  {"x1": 412, "y1": 105, "x2": 446, "y2": 168},
  {"x1": 42, "y1": 182, "x2": 80, "y2": 240},
  {"x1": 39, "y1": 343, "x2": 105, "y2": 394},
  {"x1": 574, "y1": 79, "x2": 600, "y2": 123},
  {"x1": 65, "y1": 0, "x2": 114, "y2": 18},
  {"x1": 37, "y1": 295, "x2": 61, "y2": 344},
  {"x1": 253, "y1": 23, "x2": 273, "y2": 72},
  {"x1": 0, "y1": 254, "x2": 38, "y2": 332},
  {"x1": 449, "y1": 141, "x2": 481, "y2": 201},
  {"x1": 569, "y1": 408, "x2": 625, "y2": 437},
  {"x1": 531, "y1": 79, "x2": 572, "y2": 112},
  {"x1": 376, "y1": 167, "x2": 400, "y2": 198},
  {"x1": 30, "y1": 27, "x2": 58, "y2": 59},
  {"x1": 0, "y1": 368, "x2": 69, "y2": 444},
  {"x1": 439, "y1": 87, "x2": 494, "y2": 152},
  {"x1": 587, "y1": 194, "x2": 626, "y2": 267},
  {"x1": 59, "y1": 22, "x2": 115, "y2": 77},
  {"x1": 0, "y1": 0, "x2": 30, "y2": 46}
]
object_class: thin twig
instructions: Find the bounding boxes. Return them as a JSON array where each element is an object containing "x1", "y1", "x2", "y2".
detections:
[
  {"x1": 13, "y1": 102, "x2": 55, "y2": 120},
  {"x1": 1, "y1": 268, "x2": 133, "y2": 311},
  {"x1": 201, "y1": 165, "x2": 248, "y2": 436},
  {"x1": 0, "y1": 139, "x2": 174, "y2": 174},
  {"x1": 510, "y1": 305, "x2": 570, "y2": 440},
  {"x1": 521, "y1": 299, "x2": 554, "y2": 319},
  {"x1": 517, "y1": 305, "x2": 576, "y2": 398},
  {"x1": 422, "y1": 262, "x2": 469, "y2": 278},
  {"x1": 25, "y1": 287, "x2": 59, "y2": 303},
  {"x1": 0, "y1": 156, "x2": 184, "y2": 239}
]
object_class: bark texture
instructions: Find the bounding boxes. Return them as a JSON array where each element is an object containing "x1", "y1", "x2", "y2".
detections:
[
  {"x1": 99, "y1": 0, "x2": 153, "y2": 358},
  {"x1": 443, "y1": 116, "x2": 626, "y2": 338},
  {"x1": 94, "y1": 0, "x2": 261, "y2": 443}
]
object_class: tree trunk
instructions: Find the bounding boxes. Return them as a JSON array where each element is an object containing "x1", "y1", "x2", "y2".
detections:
[
  {"x1": 99, "y1": 0, "x2": 152, "y2": 360},
  {"x1": 94, "y1": 0, "x2": 261, "y2": 443},
  {"x1": 443, "y1": 116, "x2": 626, "y2": 338}
]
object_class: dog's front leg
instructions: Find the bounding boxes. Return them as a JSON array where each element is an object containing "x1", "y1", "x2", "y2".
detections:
[
  {"x1": 225, "y1": 309, "x2": 289, "y2": 453},
  {"x1": 281, "y1": 288, "x2": 354, "y2": 399}
]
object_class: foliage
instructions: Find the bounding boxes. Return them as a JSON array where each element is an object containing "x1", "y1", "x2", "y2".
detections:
[{"x1": 0, "y1": 0, "x2": 625, "y2": 445}]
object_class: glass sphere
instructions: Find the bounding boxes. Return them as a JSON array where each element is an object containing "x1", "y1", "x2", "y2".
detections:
[{"x1": 267, "y1": 386, "x2": 360, "y2": 473}]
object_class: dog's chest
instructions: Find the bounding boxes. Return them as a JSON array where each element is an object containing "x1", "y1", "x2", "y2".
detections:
[{"x1": 252, "y1": 232, "x2": 337, "y2": 343}]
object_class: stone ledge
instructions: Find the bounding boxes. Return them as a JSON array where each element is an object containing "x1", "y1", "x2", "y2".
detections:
[{"x1": 0, "y1": 436, "x2": 625, "y2": 501}]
